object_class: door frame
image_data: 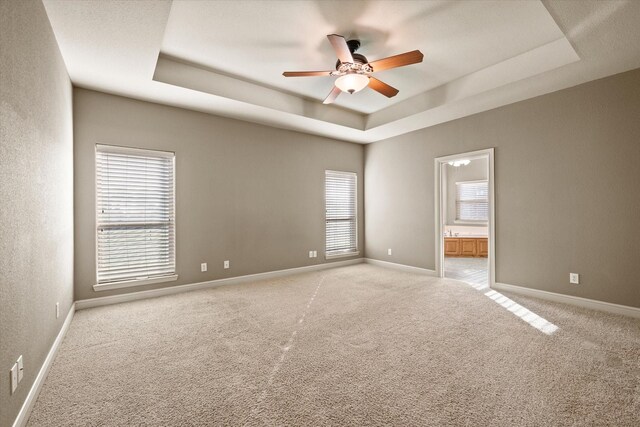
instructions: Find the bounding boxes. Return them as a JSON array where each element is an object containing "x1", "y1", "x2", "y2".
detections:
[{"x1": 434, "y1": 148, "x2": 495, "y2": 288}]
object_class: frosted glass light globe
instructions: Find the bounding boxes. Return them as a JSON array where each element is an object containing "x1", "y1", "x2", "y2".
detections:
[{"x1": 335, "y1": 74, "x2": 370, "y2": 94}]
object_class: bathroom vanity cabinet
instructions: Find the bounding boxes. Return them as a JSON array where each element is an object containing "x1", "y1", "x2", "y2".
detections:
[{"x1": 444, "y1": 237, "x2": 488, "y2": 257}]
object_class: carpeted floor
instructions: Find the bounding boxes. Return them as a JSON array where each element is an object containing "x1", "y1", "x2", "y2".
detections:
[{"x1": 28, "y1": 264, "x2": 640, "y2": 426}]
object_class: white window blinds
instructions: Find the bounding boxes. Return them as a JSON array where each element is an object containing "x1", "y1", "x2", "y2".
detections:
[
  {"x1": 96, "y1": 145, "x2": 175, "y2": 284},
  {"x1": 325, "y1": 170, "x2": 358, "y2": 257},
  {"x1": 456, "y1": 180, "x2": 488, "y2": 222}
]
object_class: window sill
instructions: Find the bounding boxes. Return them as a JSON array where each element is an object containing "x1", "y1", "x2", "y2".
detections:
[
  {"x1": 325, "y1": 251, "x2": 360, "y2": 260},
  {"x1": 453, "y1": 220, "x2": 488, "y2": 225},
  {"x1": 93, "y1": 274, "x2": 178, "y2": 292}
]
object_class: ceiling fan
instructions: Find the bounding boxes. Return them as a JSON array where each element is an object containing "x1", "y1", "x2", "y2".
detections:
[{"x1": 283, "y1": 34, "x2": 423, "y2": 104}]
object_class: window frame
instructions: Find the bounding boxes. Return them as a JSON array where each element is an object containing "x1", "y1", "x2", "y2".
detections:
[
  {"x1": 455, "y1": 179, "x2": 489, "y2": 224},
  {"x1": 93, "y1": 144, "x2": 177, "y2": 291},
  {"x1": 324, "y1": 170, "x2": 359, "y2": 259}
]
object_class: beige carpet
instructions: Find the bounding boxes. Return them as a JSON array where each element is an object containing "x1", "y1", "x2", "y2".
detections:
[{"x1": 28, "y1": 264, "x2": 640, "y2": 426}]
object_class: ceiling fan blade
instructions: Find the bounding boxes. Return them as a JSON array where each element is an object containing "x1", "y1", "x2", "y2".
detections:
[
  {"x1": 323, "y1": 86, "x2": 342, "y2": 104},
  {"x1": 327, "y1": 34, "x2": 354, "y2": 64},
  {"x1": 369, "y1": 50, "x2": 424, "y2": 72},
  {"x1": 283, "y1": 71, "x2": 333, "y2": 77},
  {"x1": 368, "y1": 77, "x2": 399, "y2": 98}
]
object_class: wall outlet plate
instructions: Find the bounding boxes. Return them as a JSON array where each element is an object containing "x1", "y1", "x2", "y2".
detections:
[
  {"x1": 309, "y1": 251, "x2": 314, "y2": 258},
  {"x1": 201, "y1": 262, "x2": 207, "y2": 272},
  {"x1": 224, "y1": 260, "x2": 230, "y2": 269},
  {"x1": 313, "y1": 251, "x2": 317, "y2": 258},
  {"x1": 570, "y1": 273, "x2": 579, "y2": 284},
  {"x1": 17, "y1": 355, "x2": 23, "y2": 382},
  {"x1": 10, "y1": 363, "x2": 18, "y2": 394},
  {"x1": 388, "y1": 248, "x2": 392, "y2": 255},
  {"x1": 56, "y1": 302, "x2": 60, "y2": 319}
]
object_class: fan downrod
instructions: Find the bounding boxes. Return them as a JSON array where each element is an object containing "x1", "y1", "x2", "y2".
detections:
[{"x1": 346, "y1": 39, "x2": 361, "y2": 53}]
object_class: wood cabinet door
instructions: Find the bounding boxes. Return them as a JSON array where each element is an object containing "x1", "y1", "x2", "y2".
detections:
[
  {"x1": 444, "y1": 238, "x2": 460, "y2": 256},
  {"x1": 460, "y1": 239, "x2": 477, "y2": 256},
  {"x1": 477, "y1": 238, "x2": 488, "y2": 257}
]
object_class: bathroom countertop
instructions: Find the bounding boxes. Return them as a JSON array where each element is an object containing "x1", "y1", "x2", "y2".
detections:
[{"x1": 445, "y1": 235, "x2": 488, "y2": 238}]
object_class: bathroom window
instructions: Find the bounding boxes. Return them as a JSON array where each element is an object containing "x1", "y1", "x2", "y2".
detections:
[
  {"x1": 456, "y1": 180, "x2": 488, "y2": 223},
  {"x1": 95, "y1": 144, "x2": 176, "y2": 290}
]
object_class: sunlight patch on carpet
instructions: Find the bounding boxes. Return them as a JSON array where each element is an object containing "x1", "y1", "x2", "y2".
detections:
[
  {"x1": 467, "y1": 281, "x2": 489, "y2": 291},
  {"x1": 485, "y1": 290, "x2": 559, "y2": 335}
]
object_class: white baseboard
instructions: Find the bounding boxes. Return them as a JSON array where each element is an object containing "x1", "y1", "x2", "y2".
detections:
[
  {"x1": 12, "y1": 303, "x2": 75, "y2": 427},
  {"x1": 493, "y1": 282, "x2": 640, "y2": 319},
  {"x1": 76, "y1": 258, "x2": 364, "y2": 310},
  {"x1": 364, "y1": 258, "x2": 437, "y2": 276}
]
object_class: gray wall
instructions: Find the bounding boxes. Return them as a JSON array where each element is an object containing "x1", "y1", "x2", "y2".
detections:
[
  {"x1": 365, "y1": 68, "x2": 640, "y2": 308},
  {"x1": 0, "y1": 0, "x2": 74, "y2": 425},
  {"x1": 74, "y1": 88, "x2": 364, "y2": 301},
  {"x1": 445, "y1": 159, "x2": 488, "y2": 226}
]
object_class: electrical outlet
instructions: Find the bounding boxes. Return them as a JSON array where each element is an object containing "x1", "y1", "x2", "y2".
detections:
[
  {"x1": 17, "y1": 355, "x2": 23, "y2": 382},
  {"x1": 309, "y1": 250, "x2": 314, "y2": 258},
  {"x1": 388, "y1": 248, "x2": 392, "y2": 256},
  {"x1": 201, "y1": 263, "x2": 207, "y2": 272},
  {"x1": 313, "y1": 251, "x2": 317, "y2": 258},
  {"x1": 10, "y1": 363, "x2": 18, "y2": 394},
  {"x1": 570, "y1": 273, "x2": 579, "y2": 284},
  {"x1": 224, "y1": 260, "x2": 230, "y2": 269},
  {"x1": 56, "y1": 302, "x2": 59, "y2": 319}
]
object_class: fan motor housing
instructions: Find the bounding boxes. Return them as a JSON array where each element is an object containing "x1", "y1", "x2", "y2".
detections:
[{"x1": 336, "y1": 55, "x2": 368, "y2": 68}]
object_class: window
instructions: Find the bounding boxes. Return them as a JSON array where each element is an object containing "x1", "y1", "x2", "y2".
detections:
[
  {"x1": 96, "y1": 145, "x2": 176, "y2": 289},
  {"x1": 325, "y1": 170, "x2": 358, "y2": 258},
  {"x1": 456, "y1": 180, "x2": 488, "y2": 222}
]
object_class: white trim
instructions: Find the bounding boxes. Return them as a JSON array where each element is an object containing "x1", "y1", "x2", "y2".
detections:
[
  {"x1": 12, "y1": 303, "x2": 76, "y2": 427},
  {"x1": 95, "y1": 143, "x2": 175, "y2": 158},
  {"x1": 77, "y1": 259, "x2": 364, "y2": 310},
  {"x1": 493, "y1": 282, "x2": 640, "y2": 319},
  {"x1": 93, "y1": 274, "x2": 178, "y2": 292},
  {"x1": 453, "y1": 220, "x2": 488, "y2": 225},
  {"x1": 434, "y1": 149, "x2": 493, "y2": 164},
  {"x1": 325, "y1": 251, "x2": 360, "y2": 260},
  {"x1": 364, "y1": 258, "x2": 436, "y2": 276},
  {"x1": 488, "y1": 150, "x2": 496, "y2": 288},
  {"x1": 455, "y1": 179, "x2": 487, "y2": 184},
  {"x1": 435, "y1": 148, "x2": 495, "y2": 287}
]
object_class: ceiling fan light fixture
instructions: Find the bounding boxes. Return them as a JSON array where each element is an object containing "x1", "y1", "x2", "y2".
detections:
[
  {"x1": 335, "y1": 73, "x2": 370, "y2": 94},
  {"x1": 283, "y1": 34, "x2": 423, "y2": 104}
]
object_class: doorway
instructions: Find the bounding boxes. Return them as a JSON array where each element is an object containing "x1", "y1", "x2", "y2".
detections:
[{"x1": 434, "y1": 149, "x2": 495, "y2": 289}]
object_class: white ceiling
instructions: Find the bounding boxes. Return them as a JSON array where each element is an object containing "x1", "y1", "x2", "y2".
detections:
[
  {"x1": 43, "y1": 0, "x2": 640, "y2": 144},
  {"x1": 161, "y1": 0, "x2": 563, "y2": 114}
]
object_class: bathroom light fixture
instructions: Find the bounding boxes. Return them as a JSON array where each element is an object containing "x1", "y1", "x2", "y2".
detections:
[
  {"x1": 334, "y1": 73, "x2": 370, "y2": 94},
  {"x1": 448, "y1": 159, "x2": 471, "y2": 167}
]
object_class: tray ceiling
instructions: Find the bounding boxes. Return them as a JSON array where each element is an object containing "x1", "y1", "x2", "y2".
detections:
[{"x1": 42, "y1": 0, "x2": 640, "y2": 143}]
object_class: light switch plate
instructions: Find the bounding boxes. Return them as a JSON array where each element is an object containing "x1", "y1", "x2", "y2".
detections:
[
  {"x1": 309, "y1": 251, "x2": 314, "y2": 258},
  {"x1": 17, "y1": 355, "x2": 23, "y2": 382},
  {"x1": 313, "y1": 251, "x2": 317, "y2": 258},
  {"x1": 569, "y1": 273, "x2": 579, "y2": 284},
  {"x1": 224, "y1": 260, "x2": 230, "y2": 269},
  {"x1": 10, "y1": 363, "x2": 18, "y2": 394},
  {"x1": 201, "y1": 263, "x2": 207, "y2": 272},
  {"x1": 388, "y1": 248, "x2": 392, "y2": 255}
]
